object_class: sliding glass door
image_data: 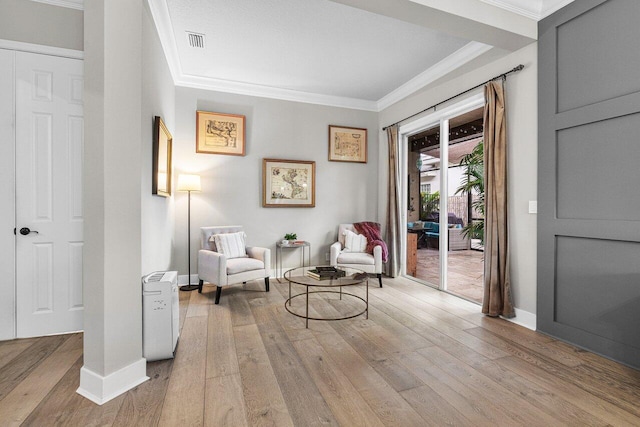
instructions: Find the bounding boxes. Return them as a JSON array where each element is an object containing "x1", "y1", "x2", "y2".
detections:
[{"x1": 400, "y1": 95, "x2": 485, "y2": 303}]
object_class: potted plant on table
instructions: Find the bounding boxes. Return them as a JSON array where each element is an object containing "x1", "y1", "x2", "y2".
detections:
[{"x1": 282, "y1": 233, "x2": 297, "y2": 245}]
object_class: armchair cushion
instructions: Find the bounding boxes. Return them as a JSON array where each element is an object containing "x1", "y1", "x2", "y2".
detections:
[
  {"x1": 337, "y1": 252, "x2": 375, "y2": 265},
  {"x1": 343, "y1": 229, "x2": 367, "y2": 252},
  {"x1": 226, "y1": 257, "x2": 264, "y2": 275},
  {"x1": 211, "y1": 232, "x2": 247, "y2": 259}
]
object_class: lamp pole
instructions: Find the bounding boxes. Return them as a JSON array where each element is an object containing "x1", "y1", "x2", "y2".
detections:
[{"x1": 178, "y1": 174, "x2": 201, "y2": 291}]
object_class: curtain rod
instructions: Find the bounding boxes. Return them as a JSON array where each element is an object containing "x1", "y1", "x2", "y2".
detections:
[{"x1": 382, "y1": 64, "x2": 524, "y2": 131}]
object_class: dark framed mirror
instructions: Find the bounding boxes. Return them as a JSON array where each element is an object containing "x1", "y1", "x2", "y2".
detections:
[{"x1": 152, "y1": 116, "x2": 172, "y2": 197}]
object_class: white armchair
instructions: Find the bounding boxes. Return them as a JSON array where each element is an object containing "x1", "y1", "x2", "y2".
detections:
[
  {"x1": 198, "y1": 226, "x2": 271, "y2": 304},
  {"x1": 330, "y1": 223, "x2": 383, "y2": 287}
]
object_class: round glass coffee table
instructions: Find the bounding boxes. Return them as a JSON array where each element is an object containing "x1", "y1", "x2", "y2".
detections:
[{"x1": 284, "y1": 266, "x2": 368, "y2": 328}]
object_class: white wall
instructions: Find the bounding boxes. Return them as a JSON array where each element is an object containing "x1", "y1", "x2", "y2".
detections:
[
  {"x1": 0, "y1": 0, "x2": 83, "y2": 50},
  {"x1": 80, "y1": 0, "x2": 146, "y2": 404},
  {"x1": 380, "y1": 42, "x2": 538, "y2": 316},
  {"x1": 172, "y1": 88, "x2": 379, "y2": 277},
  {"x1": 141, "y1": 1, "x2": 175, "y2": 275}
]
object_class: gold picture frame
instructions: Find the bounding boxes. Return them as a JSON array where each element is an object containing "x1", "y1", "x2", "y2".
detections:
[
  {"x1": 196, "y1": 110, "x2": 245, "y2": 156},
  {"x1": 152, "y1": 116, "x2": 172, "y2": 197},
  {"x1": 263, "y1": 159, "x2": 315, "y2": 208},
  {"x1": 328, "y1": 125, "x2": 367, "y2": 163}
]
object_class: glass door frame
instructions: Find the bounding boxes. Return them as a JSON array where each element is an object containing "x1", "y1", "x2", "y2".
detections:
[{"x1": 398, "y1": 93, "x2": 484, "y2": 290}]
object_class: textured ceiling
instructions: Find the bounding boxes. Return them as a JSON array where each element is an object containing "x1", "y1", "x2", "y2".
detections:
[{"x1": 166, "y1": 0, "x2": 470, "y2": 102}]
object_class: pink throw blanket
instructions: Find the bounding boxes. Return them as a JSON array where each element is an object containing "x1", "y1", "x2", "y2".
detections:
[{"x1": 353, "y1": 221, "x2": 388, "y2": 263}]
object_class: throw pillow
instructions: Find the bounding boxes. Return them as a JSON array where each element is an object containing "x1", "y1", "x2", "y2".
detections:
[
  {"x1": 343, "y1": 229, "x2": 367, "y2": 252},
  {"x1": 211, "y1": 232, "x2": 247, "y2": 259}
]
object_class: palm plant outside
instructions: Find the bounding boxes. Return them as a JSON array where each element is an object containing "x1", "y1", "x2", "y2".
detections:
[
  {"x1": 420, "y1": 191, "x2": 440, "y2": 219},
  {"x1": 455, "y1": 141, "x2": 485, "y2": 243}
]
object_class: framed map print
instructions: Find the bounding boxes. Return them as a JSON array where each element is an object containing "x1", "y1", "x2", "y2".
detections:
[
  {"x1": 328, "y1": 125, "x2": 367, "y2": 163},
  {"x1": 263, "y1": 159, "x2": 315, "y2": 207},
  {"x1": 196, "y1": 111, "x2": 245, "y2": 156}
]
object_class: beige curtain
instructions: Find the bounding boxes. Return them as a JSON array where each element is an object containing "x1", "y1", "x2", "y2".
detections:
[
  {"x1": 483, "y1": 80, "x2": 514, "y2": 318},
  {"x1": 385, "y1": 125, "x2": 401, "y2": 277}
]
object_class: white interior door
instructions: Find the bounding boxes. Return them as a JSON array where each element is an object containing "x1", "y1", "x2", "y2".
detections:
[{"x1": 15, "y1": 51, "x2": 84, "y2": 338}]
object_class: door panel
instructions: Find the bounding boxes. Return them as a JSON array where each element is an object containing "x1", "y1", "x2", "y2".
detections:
[
  {"x1": 556, "y1": 0, "x2": 640, "y2": 112},
  {"x1": 15, "y1": 51, "x2": 84, "y2": 338},
  {"x1": 538, "y1": 0, "x2": 640, "y2": 368},
  {"x1": 556, "y1": 113, "x2": 640, "y2": 221},
  {"x1": 555, "y1": 236, "x2": 640, "y2": 350}
]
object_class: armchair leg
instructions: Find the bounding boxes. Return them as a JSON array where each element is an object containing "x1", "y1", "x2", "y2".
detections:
[
  {"x1": 377, "y1": 274, "x2": 383, "y2": 288},
  {"x1": 198, "y1": 279, "x2": 204, "y2": 293},
  {"x1": 265, "y1": 277, "x2": 270, "y2": 292},
  {"x1": 215, "y1": 286, "x2": 222, "y2": 304}
]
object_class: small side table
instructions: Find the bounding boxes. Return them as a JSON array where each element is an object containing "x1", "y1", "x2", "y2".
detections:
[{"x1": 276, "y1": 241, "x2": 311, "y2": 283}]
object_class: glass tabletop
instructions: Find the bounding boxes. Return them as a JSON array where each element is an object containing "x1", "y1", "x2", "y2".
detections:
[{"x1": 284, "y1": 266, "x2": 367, "y2": 287}]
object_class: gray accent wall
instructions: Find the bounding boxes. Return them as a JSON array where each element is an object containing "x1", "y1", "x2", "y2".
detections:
[{"x1": 538, "y1": 0, "x2": 640, "y2": 369}]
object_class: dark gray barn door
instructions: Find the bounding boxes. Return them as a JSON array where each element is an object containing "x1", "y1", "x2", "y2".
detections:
[{"x1": 538, "y1": 0, "x2": 640, "y2": 369}]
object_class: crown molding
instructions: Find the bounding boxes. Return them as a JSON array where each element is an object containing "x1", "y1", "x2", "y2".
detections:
[
  {"x1": 480, "y1": 0, "x2": 574, "y2": 20},
  {"x1": 147, "y1": 0, "x2": 183, "y2": 82},
  {"x1": 176, "y1": 74, "x2": 379, "y2": 111},
  {"x1": 170, "y1": 41, "x2": 491, "y2": 112},
  {"x1": 540, "y1": 0, "x2": 575, "y2": 18},
  {"x1": 30, "y1": 0, "x2": 83, "y2": 10},
  {"x1": 376, "y1": 41, "x2": 492, "y2": 111},
  {"x1": 479, "y1": 0, "x2": 541, "y2": 19}
]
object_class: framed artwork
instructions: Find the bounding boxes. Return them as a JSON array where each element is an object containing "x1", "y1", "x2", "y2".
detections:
[
  {"x1": 196, "y1": 110, "x2": 245, "y2": 156},
  {"x1": 263, "y1": 159, "x2": 315, "y2": 208},
  {"x1": 328, "y1": 125, "x2": 367, "y2": 163},
  {"x1": 152, "y1": 116, "x2": 172, "y2": 197}
]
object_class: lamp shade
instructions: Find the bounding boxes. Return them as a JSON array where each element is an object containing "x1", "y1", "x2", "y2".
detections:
[{"x1": 177, "y1": 174, "x2": 201, "y2": 192}]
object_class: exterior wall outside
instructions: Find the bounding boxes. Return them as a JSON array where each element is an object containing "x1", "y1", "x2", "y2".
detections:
[
  {"x1": 421, "y1": 165, "x2": 468, "y2": 198},
  {"x1": 172, "y1": 88, "x2": 379, "y2": 276},
  {"x1": 379, "y1": 42, "x2": 538, "y2": 316},
  {"x1": 0, "y1": 0, "x2": 83, "y2": 50}
]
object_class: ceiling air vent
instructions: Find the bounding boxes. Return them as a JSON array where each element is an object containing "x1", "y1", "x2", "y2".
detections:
[{"x1": 186, "y1": 31, "x2": 205, "y2": 49}]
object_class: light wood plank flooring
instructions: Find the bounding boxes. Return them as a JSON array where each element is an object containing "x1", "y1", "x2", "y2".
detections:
[{"x1": 1, "y1": 276, "x2": 639, "y2": 426}]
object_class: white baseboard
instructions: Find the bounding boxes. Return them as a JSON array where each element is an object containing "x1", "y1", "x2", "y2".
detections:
[
  {"x1": 77, "y1": 358, "x2": 148, "y2": 405},
  {"x1": 503, "y1": 307, "x2": 536, "y2": 331}
]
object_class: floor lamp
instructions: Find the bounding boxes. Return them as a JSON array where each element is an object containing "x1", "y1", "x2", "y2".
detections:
[{"x1": 177, "y1": 174, "x2": 201, "y2": 291}]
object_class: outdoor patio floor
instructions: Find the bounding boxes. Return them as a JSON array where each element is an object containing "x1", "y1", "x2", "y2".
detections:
[{"x1": 413, "y1": 247, "x2": 484, "y2": 304}]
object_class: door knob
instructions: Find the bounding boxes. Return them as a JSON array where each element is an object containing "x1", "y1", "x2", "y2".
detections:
[{"x1": 19, "y1": 227, "x2": 39, "y2": 236}]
